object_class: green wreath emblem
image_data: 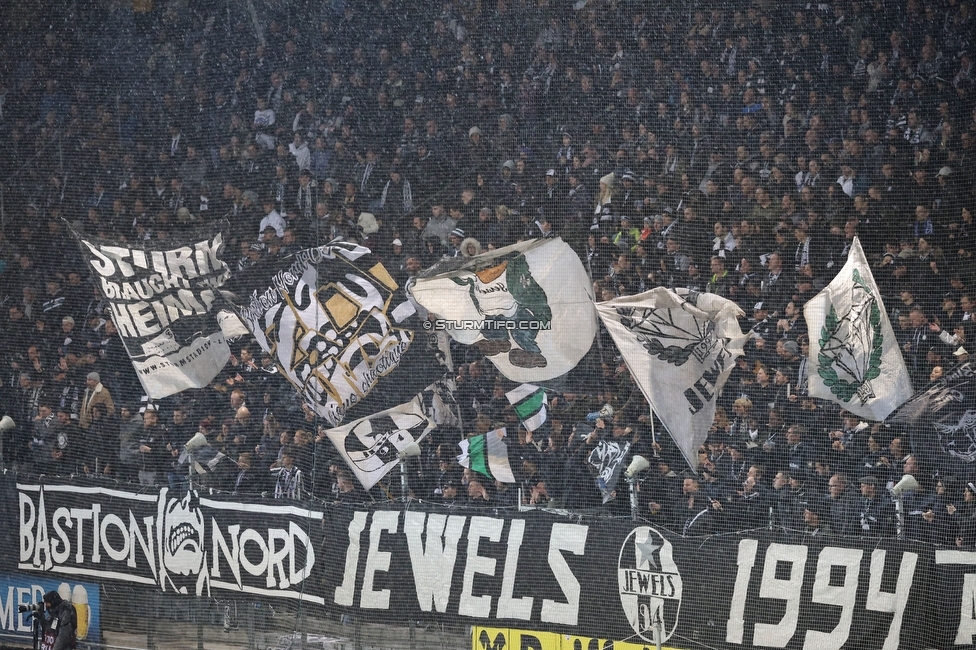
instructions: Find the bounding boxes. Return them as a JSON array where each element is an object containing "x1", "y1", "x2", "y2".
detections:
[{"x1": 817, "y1": 269, "x2": 883, "y2": 403}]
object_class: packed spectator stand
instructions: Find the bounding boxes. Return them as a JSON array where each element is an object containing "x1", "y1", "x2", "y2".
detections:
[{"x1": 0, "y1": 0, "x2": 974, "y2": 547}]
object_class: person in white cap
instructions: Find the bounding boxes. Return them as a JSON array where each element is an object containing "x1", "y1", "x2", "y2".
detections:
[
  {"x1": 79, "y1": 371, "x2": 115, "y2": 431},
  {"x1": 387, "y1": 238, "x2": 408, "y2": 281},
  {"x1": 447, "y1": 227, "x2": 466, "y2": 256}
]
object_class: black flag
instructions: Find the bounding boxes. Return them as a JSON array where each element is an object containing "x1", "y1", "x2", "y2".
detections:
[
  {"x1": 888, "y1": 361, "x2": 976, "y2": 477},
  {"x1": 224, "y1": 241, "x2": 450, "y2": 427}
]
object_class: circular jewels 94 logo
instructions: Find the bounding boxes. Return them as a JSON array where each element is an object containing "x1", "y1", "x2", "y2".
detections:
[{"x1": 618, "y1": 526, "x2": 682, "y2": 644}]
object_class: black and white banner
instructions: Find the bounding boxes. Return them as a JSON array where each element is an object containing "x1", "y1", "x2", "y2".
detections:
[
  {"x1": 889, "y1": 361, "x2": 976, "y2": 477},
  {"x1": 13, "y1": 480, "x2": 321, "y2": 603},
  {"x1": 225, "y1": 241, "x2": 449, "y2": 427},
  {"x1": 588, "y1": 438, "x2": 630, "y2": 503},
  {"x1": 325, "y1": 379, "x2": 460, "y2": 490},
  {"x1": 71, "y1": 226, "x2": 240, "y2": 398},
  {"x1": 6, "y1": 477, "x2": 976, "y2": 649},
  {"x1": 324, "y1": 393, "x2": 433, "y2": 490}
]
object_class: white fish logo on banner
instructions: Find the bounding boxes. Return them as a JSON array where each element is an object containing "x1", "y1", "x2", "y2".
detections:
[
  {"x1": 158, "y1": 489, "x2": 209, "y2": 595},
  {"x1": 18, "y1": 483, "x2": 320, "y2": 602}
]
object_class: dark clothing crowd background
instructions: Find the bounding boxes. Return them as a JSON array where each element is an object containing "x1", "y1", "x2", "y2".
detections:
[{"x1": 0, "y1": 0, "x2": 975, "y2": 543}]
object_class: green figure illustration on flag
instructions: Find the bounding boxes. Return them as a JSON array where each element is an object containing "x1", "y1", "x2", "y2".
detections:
[{"x1": 451, "y1": 251, "x2": 552, "y2": 369}]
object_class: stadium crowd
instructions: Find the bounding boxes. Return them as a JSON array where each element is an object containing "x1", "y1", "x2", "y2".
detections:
[{"x1": 0, "y1": 0, "x2": 975, "y2": 543}]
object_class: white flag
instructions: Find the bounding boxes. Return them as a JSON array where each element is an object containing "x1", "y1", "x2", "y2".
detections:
[
  {"x1": 595, "y1": 289, "x2": 747, "y2": 471},
  {"x1": 324, "y1": 394, "x2": 434, "y2": 490},
  {"x1": 71, "y1": 227, "x2": 234, "y2": 398},
  {"x1": 804, "y1": 237, "x2": 912, "y2": 420},
  {"x1": 409, "y1": 238, "x2": 597, "y2": 383}
]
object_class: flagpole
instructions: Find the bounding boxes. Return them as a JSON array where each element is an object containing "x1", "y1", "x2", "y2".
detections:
[{"x1": 649, "y1": 408, "x2": 658, "y2": 453}]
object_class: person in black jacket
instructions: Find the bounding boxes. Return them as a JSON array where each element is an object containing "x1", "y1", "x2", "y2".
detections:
[
  {"x1": 131, "y1": 406, "x2": 172, "y2": 487},
  {"x1": 41, "y1": 590, "x2": 76, "y2": 650},
  {"x1": 827, "y1": 473, "x2": 859, "y2": 536},
  {"x1": 854, "y1": 475, "x2": 895, "y2": 536},
  {"x1": 559, "y1": 422, "x2": 604, "y2": 510},
  {"x1": 668, "y1": 476, "x2": 715, "y2": 536}
]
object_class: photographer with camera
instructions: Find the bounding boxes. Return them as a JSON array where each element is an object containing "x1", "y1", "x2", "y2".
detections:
[{"x1": 39, "y1": 590, "x2": 77, "y2": 650}]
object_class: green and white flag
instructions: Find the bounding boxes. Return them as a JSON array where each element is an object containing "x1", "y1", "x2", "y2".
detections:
[
  {"x1": 506, "y1": 384, "x2": 548, "y2": 432},
  {"x1": 804, "y1": 237, "x2": 912, "y2": 421},
  {"x1": 457, "y1": 428, "x2": 516, "y2": 483},
  {"x1": 409, "y1": 238, "x2": 597, "y2": 383}
]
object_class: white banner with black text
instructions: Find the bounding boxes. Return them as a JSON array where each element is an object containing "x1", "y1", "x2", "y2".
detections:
[{"x1": 70, "y1": 225, "x2": 235, "y2": 398}]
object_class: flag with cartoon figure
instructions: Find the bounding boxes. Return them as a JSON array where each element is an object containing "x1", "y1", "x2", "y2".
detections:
[
  {"x1": 409, "y1": 238, "x2": 596, "y2": 382},
  {"x1": 224, "y1": 241, "x2": 451, "y2": 427},
  {"x1": 804, "y1": 237, "x2": 912, "y2": 421}
]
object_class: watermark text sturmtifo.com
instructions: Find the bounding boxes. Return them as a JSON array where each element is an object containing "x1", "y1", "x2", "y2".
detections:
[{"x1": 422, "y1": 319, "x2": 552, "y2": 331}]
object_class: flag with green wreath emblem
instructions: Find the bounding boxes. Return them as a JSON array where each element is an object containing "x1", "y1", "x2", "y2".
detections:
[{"x1": 804, "y1": 237, "x2": 912, "y2": 420}]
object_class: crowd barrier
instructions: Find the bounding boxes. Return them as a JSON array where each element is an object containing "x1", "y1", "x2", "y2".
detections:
[{"x1": 2, "y1": 475, "x2": 975, "y2": 650}]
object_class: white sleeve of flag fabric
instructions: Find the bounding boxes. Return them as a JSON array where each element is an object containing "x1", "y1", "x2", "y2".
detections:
[
  {"x1": 595, "y1": 288, "x2": 747, "y2": 472},
  {"x1": 457, "y1": 438, "x2": 471, "y2": 468},
  {"x1": 804, "y1": 237, "x2": 913, "y2": 421},
  {"x1": 505, "y1": 383, "x2": 541, "y2": 404},
  {"x1": 216, "y1": 310, "x2": 250, "y2": 338},
  {"x1": 484, "y1": 429, "x2": 516, "y2": 483}
]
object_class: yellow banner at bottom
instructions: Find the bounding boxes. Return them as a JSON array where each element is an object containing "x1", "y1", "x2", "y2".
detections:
[{"x1": 472, "y1": 626, "x2": 683, "y2": 650}]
